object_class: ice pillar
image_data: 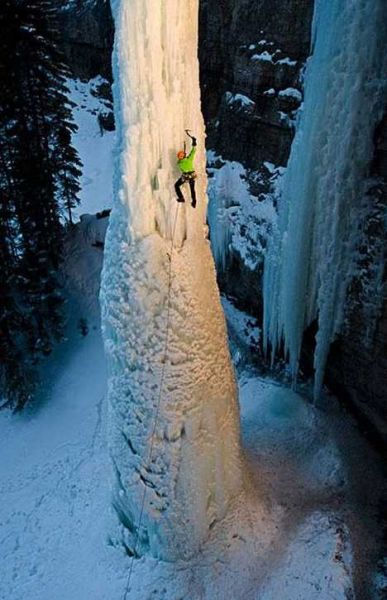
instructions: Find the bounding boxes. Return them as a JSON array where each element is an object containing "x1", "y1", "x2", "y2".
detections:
[{"x1": 100, "y1": 0, "x2": 242, "y2": 561}]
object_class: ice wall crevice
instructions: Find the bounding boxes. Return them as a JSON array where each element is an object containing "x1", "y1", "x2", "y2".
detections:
[
  {"x1": 101, "y1": 0, "x2": 242, "y2": 561},
  {"x1": 263, "y1": 0, "x2": 387, "y2": 399}
]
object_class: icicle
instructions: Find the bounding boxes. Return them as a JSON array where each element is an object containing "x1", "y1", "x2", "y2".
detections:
[{"x1": 263, "y1": 0, "x2": 387, "y2": 399}]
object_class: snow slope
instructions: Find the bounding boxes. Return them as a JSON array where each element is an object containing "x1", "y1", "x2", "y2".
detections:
[
  {"x1": 0, "y1": 217, "x2": 114, "y2": 600},
  {"x1": 68, "y1": 77, "x2": 115, "y2": 220},
  {"x1": 0, "y1": 328, "x2": 112, "y2": 600}
]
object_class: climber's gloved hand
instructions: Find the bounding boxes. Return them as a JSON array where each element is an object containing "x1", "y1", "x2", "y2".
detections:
[{"x1": 192, "y1": 136, "x2": 197, "y2": 146}]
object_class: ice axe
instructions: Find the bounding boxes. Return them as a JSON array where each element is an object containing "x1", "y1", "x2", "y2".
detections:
[{"x1": 184, "y1": 129, "x2": 195, "y2": 153}]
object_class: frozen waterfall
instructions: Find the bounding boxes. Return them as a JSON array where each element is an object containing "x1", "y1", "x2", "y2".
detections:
[
  {"x1": 263, "y1": 0, "x2": 387, "y2": 398},
  {"x1": 100, "y1": 0, "x2": 242, "y2": 561}
]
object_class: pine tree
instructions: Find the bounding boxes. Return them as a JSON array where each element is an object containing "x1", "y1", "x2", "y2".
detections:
[
  {"x1": 54, "y1": 124, "x2": 82, "y2": 225},
  {"x1": 0, "y1": 0, "x2": 82, "y2": 410},
  {"x1": 0, "y1": 191, "x2": 37, "y2": 410}
]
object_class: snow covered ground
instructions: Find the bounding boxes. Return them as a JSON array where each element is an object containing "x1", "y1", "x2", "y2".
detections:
[
  {"x1": 67, "y1": 77, "x2": 115, "y2": 220},
  {"x1": 0, "y1": 216, "x2": 385, "y2": 598},
  {"x1": 0, "y1": 75, "x2": 385, "y2": 598}
]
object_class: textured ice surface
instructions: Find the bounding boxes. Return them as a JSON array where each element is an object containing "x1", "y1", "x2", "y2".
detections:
[
  {"x1": 100, "y1": 0, "x2": 241, "y2": 560},
  {"x1": 263, "y1": 0, "x2": 387, "y2": 397}
]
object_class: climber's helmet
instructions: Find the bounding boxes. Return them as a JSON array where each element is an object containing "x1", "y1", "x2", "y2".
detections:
[{"x1": 177, "y1": 150, "x2": 186, "y2": 160}]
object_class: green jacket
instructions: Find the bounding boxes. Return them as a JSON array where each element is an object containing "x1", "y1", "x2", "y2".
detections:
[{"x1": 177, "y1": 146, "x2": 196, "y2": 173}]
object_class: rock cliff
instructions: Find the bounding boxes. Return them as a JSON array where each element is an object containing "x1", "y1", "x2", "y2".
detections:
[
  {"x1": 199, "y1": 0, "x2": 313, "y2": 168},
  {"x1": 326, "y1": 112, "x2": 387, "y2": 443}
]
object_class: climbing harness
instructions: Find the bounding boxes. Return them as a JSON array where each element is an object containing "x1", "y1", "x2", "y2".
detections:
[
  {"x1": 181, "y1": 171, "x2": 196, "y2": 180},
  {"x1": 123, "y1": 203, "x2": 180, "y2": 600}
]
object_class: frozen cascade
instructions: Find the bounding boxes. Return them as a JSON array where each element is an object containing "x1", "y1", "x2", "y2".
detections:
[
  {"x1": 263, "y1": 0, "x2": 387, "y2": 398},
  {"x1": 100, "y1": 0, "x2": 242, "y2": 561}
]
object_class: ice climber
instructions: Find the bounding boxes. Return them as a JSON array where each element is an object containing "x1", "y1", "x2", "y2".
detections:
[{"x1": 175, "y1": 130, "x2": 197, "y2": 208}]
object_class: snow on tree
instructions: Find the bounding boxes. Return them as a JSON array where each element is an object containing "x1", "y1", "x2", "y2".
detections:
[
  {"x1": 263, "y1": 0, "x2": 387, "y2": 399},
  {"x1": 100, "y1": 0, "x2": 242, "y2": 561}
]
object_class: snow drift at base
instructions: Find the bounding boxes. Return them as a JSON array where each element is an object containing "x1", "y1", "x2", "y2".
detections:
[{"x1": 1, "y1": 217, "x2": 385, "y2": 600}]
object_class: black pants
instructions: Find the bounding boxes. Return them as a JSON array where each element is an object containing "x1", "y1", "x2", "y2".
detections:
[{"x1": 175, "y1": 173, "x2": 196, "y2": 207}]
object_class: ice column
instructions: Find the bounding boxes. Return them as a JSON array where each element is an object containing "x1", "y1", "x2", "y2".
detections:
[
  {"x1": 100, "y1": 0, "x2": 242, "y2": 561},
  {"x1": 263, "y1": 0, "x2": 387, "y2": 398}
]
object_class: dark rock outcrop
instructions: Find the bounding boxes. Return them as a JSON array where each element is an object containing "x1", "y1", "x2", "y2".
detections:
[
  {"x1": 199, "y1": 0, "x2": 314, "y2": 168},
  {"x1": 325, "y1": 112, "x2": 387, "y2": 442},
  {"x1": 56, "y1": 0, "x2": 114, "y2": 81}
]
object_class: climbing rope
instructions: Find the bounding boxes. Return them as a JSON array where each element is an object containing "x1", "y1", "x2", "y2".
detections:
[{"x1": 123, "y1": 203, "x2": 180, "y2": 599}]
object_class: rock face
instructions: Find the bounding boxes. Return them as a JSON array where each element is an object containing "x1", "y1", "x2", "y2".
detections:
[
  {"x1": 56, "y1": 0, "x2": 114, "y2": 81},
  {"x1": 199, "y1": 0, "x2": 314, "y2": 168},
  {"x1": 325, "y1": 112, "x2": 387, "y2": 442}
]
